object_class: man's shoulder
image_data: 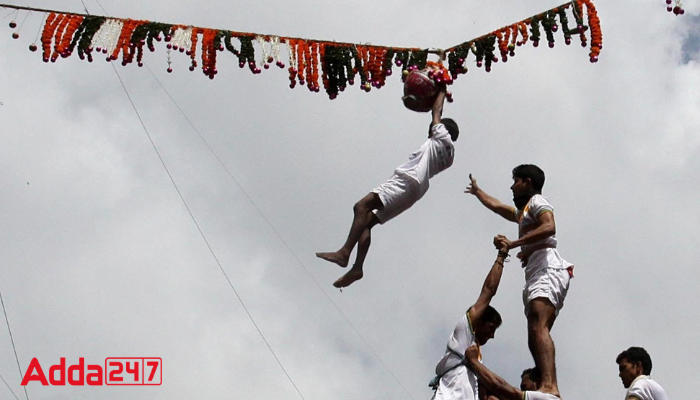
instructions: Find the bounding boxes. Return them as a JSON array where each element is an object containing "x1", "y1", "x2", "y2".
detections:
[
  {"x1": 530, "y1": 194, "x2": 551, "y2": 204},
  {"x1": 528, "y1": 194, "x2": 553, "y2": 211},
  {"x1": 629, "y1": 376, "x2": 667, "y2": 398},
  {"x1": 429, "y1": 123, "x2": 452, "y2": 141}
]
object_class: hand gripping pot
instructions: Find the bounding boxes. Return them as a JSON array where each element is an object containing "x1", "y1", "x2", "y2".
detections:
[{"x1": 402, "y1": 69, "x2": 438, "y2": 112}]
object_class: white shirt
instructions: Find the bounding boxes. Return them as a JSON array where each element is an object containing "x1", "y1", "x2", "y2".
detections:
[
  {"x1": 434, "y1": 310, "x2": 479, "y2": 399},
  {"x1": 626, "y1": 375, "x2": 669, "y2": 400},
  {"x1": 394, "y1": 123, "x2": 454, "y2": 196},
  {"x1": 517, "y1": 194, "x2": 557, "y2": 255}
]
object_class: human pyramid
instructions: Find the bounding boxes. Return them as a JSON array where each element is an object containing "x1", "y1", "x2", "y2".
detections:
[{"x1": 316, "y1": 79, "x2": 668, "y2": 399}]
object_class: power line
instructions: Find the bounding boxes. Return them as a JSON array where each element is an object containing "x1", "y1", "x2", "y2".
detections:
[
  {"x1": 143, "y1": 64, "x2": 417, "y2": 399},
  {"x1": 0, "y1": 372, "x2": 22, "y2": 400},
  {"x1": 83, "y1": 2, "x2": 304, "y2": 397},
  {"x1": 21, "y1": 0, "x2": 414, "y2": 396},
  {"x1": 0, "y1": 289, "x2": 29, "y2": 400},
  {"x1": 107, "y1": 62, "x2": 306, "y2": 399}
]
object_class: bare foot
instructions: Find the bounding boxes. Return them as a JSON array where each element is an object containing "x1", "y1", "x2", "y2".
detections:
[
  {"x1": 333, "y1": 267, "x2": 363, "y2": 288},
  {"x1": 315, "y1": 251, "x2": 349, "y2": 268}
]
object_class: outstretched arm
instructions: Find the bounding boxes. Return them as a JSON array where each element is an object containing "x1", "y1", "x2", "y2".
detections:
[
  {"x1": 430, "y1": 89, "x2": 447, "y2": 132},
  {"x1": 466, "y1": 174, "x2": 518, "y2": 222},
  {"x1": 465, "y1": 345, "x2": 523, "y2": 400},
  {"x1": 469, "y1": 244, "x2": 509, "y2": 322}
]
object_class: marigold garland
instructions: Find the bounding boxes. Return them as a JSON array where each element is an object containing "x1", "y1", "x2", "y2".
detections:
[
  {"x1": 72, "y1": 16, "x2": 106, "y2": 61},
  {"x1": 10, "y1": 1, "x2": 604, "y2": 99}
]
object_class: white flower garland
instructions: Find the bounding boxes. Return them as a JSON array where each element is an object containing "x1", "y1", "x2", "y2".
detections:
[
  {"x1": 170, "y1": 26, "x2": 193, "y2": 53},
  {"x1": 91, "y1": 18, "x2": 123, "y2": 55}
]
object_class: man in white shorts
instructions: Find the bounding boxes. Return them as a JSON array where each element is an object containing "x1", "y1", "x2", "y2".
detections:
[
  {"x1": 616, "y1": 347, "x2": 669, "y2": 400},
  {"x1": 464, "y1": 344, "x2": 561, "y2": 400},
  {"x1": 316, "y1": 89, "x2": 458, "y2": 288},
  {"x1": 465, "y1": 165, "x2": 573, "y2": 397},
  {"x1": 429, "y1": 242, "x2": 508, "y2": 400}
]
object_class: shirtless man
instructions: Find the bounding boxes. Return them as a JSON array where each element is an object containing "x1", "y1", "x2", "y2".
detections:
[
  {"x1": 466, "y1": 165, "x2": 573, "y2": 396},
  {"x1": 316, "y1": 90, "x2": 458, "y2": 288}
]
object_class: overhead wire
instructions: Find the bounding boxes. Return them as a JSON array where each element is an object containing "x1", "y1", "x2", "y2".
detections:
[
  {"x1": 102, "y1": 0, "x2": 417, "y2": 396},
  {"x1": 4, "y1": 0, "x2": 418, "y2": 397},
  {"x1": 0, "y1": 372, "x2": 21, "y2": 400},
  {"x1": 0, "y1": 289, "x2": 29, "y2": 400},
  {"x1": 108, "y1": 60, "x2": 307, "y2": 400},
  {"x1": 142, "y1": 63, "x2": 417, "y2": 399},
  {"x1": 82, "y1": 1, "x2": 306, "y2": 398}
]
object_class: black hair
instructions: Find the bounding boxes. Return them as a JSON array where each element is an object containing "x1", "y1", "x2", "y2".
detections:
[
  {"x1": 482, "y1": 305, "x2": 502, "y2": 327},
  {"x1": 512, "y1": 164, "x2": 545, "y2": 193},
  {"x1": 616, "y1": 347, "x2": 653, "y2": 375},
  {"x1": 441, "y1": 118, "x2": 459, "y2": 142},
  {"x1": 521, "y1": 367, "x2": 541, "y2": 384}
]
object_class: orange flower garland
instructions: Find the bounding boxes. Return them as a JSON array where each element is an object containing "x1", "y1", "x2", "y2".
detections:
[
  {"x1": 51, "y1": 13, "x2": 70, "y2": 60},
  {"x1": 296, "y1": 39, "x2": 306, "y2": 85},
  {"x1": 55, "y1": 14, "x2": 84, "y2": 59},
  {"x1": 508, "y1": 24, "x2": 518, "y2": 50},
  {"x1": 200, "y1": 28, "x2": 220, "y2": 79},
  {"x1": 578, "y1": 0, "x2": 602, "y2": 62},
  {"x1": 41, "y1": 12, "x2": 61, "y2": 61},
  {"x1": 518, "y1": 22, "x2": 529, "y2": 46},
  {"x1": 109, "y1": 19, "x2": 146, "y2": 64},
  {"x1": 308, "y1": 41, "x2": 319, "y2": 91}
]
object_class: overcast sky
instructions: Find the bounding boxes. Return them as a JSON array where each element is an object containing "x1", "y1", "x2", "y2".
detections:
[{"x1": 1, "y1": 0, "x2": 698, "y2": 399}]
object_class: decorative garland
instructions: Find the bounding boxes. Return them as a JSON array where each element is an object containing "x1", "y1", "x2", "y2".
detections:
[{"x1": 3, "y1": 1, "x2": 604, "y2": 99}]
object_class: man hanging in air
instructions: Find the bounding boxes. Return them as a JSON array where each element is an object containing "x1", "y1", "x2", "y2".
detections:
[{"x1": 316, "y1": 89, "x2": 458, "y2": 288}]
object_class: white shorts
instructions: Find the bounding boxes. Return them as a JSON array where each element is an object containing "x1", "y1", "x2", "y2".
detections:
[
  {"x1": 371, "y1": 174, "x2": 423, "y2": 223},
  {"x1": 522, "y1": 266, "x2": 572, "y2": 317},
  {"x1": 431, "y1": 365, "x2": 477, "y2": 400}
]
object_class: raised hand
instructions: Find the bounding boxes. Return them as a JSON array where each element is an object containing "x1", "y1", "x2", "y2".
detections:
[{"x1": 465, "y1": 173, "x2": 480, "y2": 195}]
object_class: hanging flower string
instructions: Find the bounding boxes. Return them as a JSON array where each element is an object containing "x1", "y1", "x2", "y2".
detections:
[
  {"x1": 571, "y1": 0, "x2": 602, "y2": 62},
  {"x1": 445, "y1": 0, "x2": 603, "y2": 79},
  {"x1": 5, "y1": 1, "x2": 602, "y2": 99},
  {"x1": 665, "y1": 0, "x2": 685, "y2": 15}
]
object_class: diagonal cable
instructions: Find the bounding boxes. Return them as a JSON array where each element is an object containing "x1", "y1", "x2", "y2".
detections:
[
  {"x1": 77, "y1": 0, "x2": 305, "y2": 397},
  {"x1": 107, "y1": 63, "x2": 305, "y2": 399},
  {"x1": 142, "y1": 64, "x2": 416, "y2": 399},
  {"x1": 0, "y1": 289, "x2": 29, "y2": 400},
  {"x1": 0, "y1": 372, "x2": 21, "y2": 400}
]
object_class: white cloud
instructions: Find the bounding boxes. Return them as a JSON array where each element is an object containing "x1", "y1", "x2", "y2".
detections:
[{"x1": 1, "y1": 1, "x2": 698, "y2": 399}]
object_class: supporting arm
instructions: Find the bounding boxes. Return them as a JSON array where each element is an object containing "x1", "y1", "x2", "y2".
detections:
[
  {"x1": 469, "y1": 245, "x2": 509, "y2": 322},
  {"x1": 465, "y1": 345, "x2": 523, "y2": 400}
]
